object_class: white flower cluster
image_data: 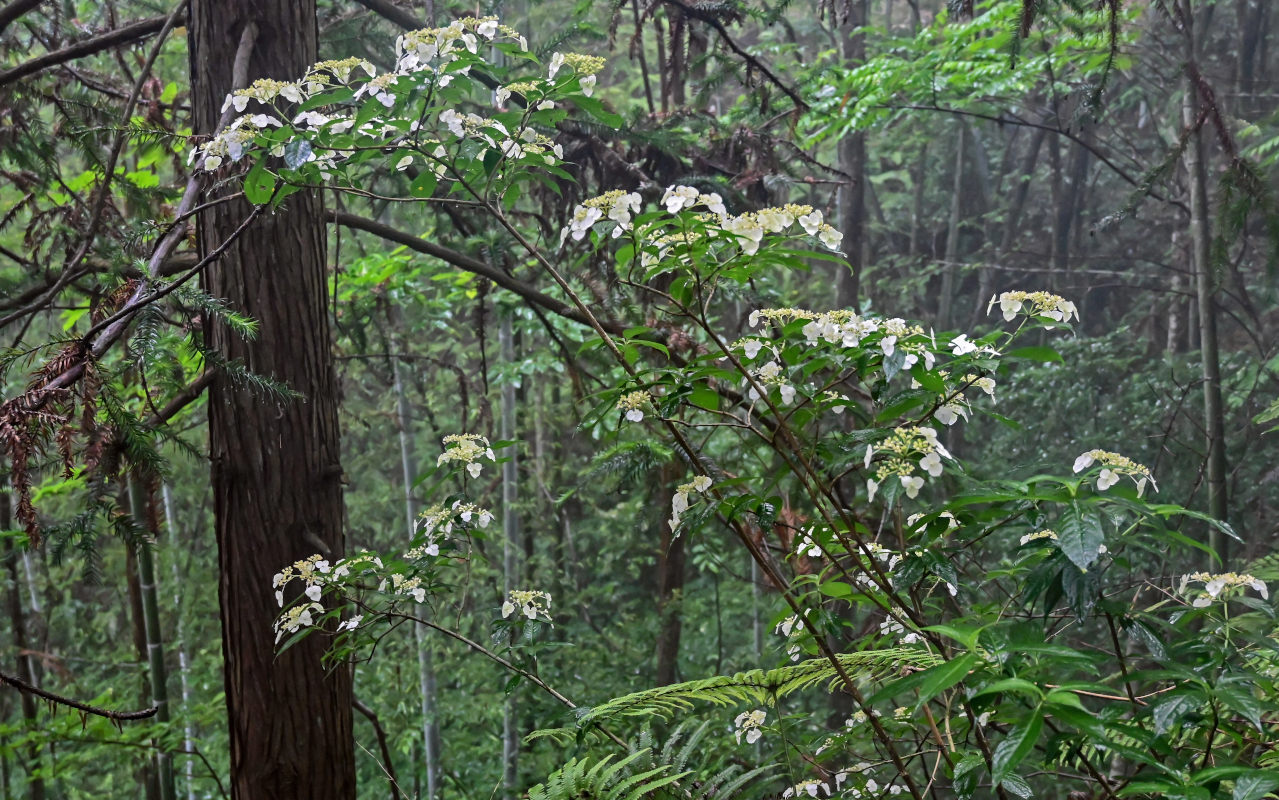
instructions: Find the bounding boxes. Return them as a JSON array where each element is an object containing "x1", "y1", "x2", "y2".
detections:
[
  {"x1": 745, "y1": 360, "x2": 797, "y2": 406},
  {"x1": 547, "y1": 51, "x2": 606, "y2": 95},
  {"x1": 562, "y1": 190, "x2": 642, "y2": 244},
  {"x1": 615, "y1": 389, "x2": 650, "y2": 423},
  {"x1": 733, "y1": 709, "x2": 766, "y2": 744},
  {"x1": 864, "y1": 427, "x2": 952, "y2": 502},
  {"x1": 669, "y1": 475, "x2": 712, "y2": 531},
  {"x1": 191, "y1": 17, "x2": 558, "y2": 179},
  {"x1": 879, "y1": 614, "x2": 921, "y2": 645},
  {"x1": 988, "y1": 290, "x2": 1079, "y2": 326},
  {"x1": 1073, "y1": 449, "x2": 1156, "y2": 496},
  {"x1": 775, "y1": 614, "x2": 806, "y2": 661},
  {"x1": 273, "y1": 554, "x2": 331, "y2": 607},
  {"x1": 502, "y1": 589, "x2": 552, "y2": 621},
  {"x1": 1180, "y1": 572, "x2": 1268, "y2": 607},
  {"x1": 438, "y1": 433, "x2": 496, "y2": 479},
  {"x1": 1019, "y1": 529, "x2": 1058, "y2": 546}
]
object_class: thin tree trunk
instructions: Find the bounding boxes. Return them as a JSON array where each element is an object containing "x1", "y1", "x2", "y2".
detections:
[
  {"x1": 938, "y1": 123, "x2": 965, "y2": 330},
  {"x1": 836, "y1": 0, "x2": 868, "y2": 310},
  {"x1": 128, "y1": 478, "x2": 175, "y2": 800},
  {"x1": 909, "y1": 143, "x2": 927, "y2": 258},
  {"x1": 653, "y1": 461, "x2": 686, "y2": 687},
  {"x1": 499, "y1": 313, "x2": 520, "y2": 800},
  {"x1": 392, "y1": 351, "x2": 441, "y2": 800},
  {"x1": 189, "y1": 1, "x2": 355, "y2": 796},
  {"x1": 2, "y1": 486, "x2": 44, "y2": 800},
  {"x1": 970, "y1": 126, "x2": 1047, "y2": 329},
  {"x1": 160, "y1": 484, "x2": 195, "y2": 800},
  {"x1": 1182, "y1": 1, "x2": 1230, "y2": 564}
]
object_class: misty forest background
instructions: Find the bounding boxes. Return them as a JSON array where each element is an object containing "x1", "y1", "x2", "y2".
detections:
[{"x1": 1, "y1": 0, "x2": 1278, "y2": 799}]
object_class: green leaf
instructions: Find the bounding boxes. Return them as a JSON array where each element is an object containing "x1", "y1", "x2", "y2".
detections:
[
  {"x1": 973, "y1": 678, "x2": 1043, "y2": 702},
  {"x1": 243, "y1": 157, "x2": 276, "y2": 205},
  {"x1": 914, "y1": 652, "x2": 980, "y2": 708},
  {"x1": 410, "y1": 170, "x2": 438, "y2": 198},
  {"x1": 1006, "y1": 345, "x2": 1063, "y2": 363},
  {"x1": 1233, "y1": 772, "x2": 1279, "y2": 800},
  {"x1": 283, "y1": 139, "x2": 313, "y2": 169},
  {"x1": 689, "y1": 384, "x2": 719, "y2": 411},
  {"x1": 1057, "y1": 505, "x2": 1104, "y2": 572},
  {"x1": 991, "y1": 710, "x2": 1042, "y2": 787}
]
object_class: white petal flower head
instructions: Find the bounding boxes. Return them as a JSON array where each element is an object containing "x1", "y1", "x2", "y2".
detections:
[
  {"x1": 625, "y1": 408, "x2": 644, "y2": 422},
  {"x1": 501, "y1": 600, "x2": 515, "y2": 617},
  {"x1": 950, "y1": 334, "x2": 978, "y2": 356},
  {"x1": 467, "y1": 462, "x2": 482, "y2": 479},
  {"x1": 1097, "y1": 468, "x2": 1120, "y2": 491},
  {"x1": 919, "y1": 451, "x2": 943, "y2": 477},
  {"x1": 548, "y1": 52, "x2": 565, "y2": 78},
  {"x1": 798, "y1": 210, "x2": 823, "y2": 235},
  {"x1": 691, "y1": 475, "x2": 712, "y2": 493},
  {"x1": 867, "y1": 478, "x2": 879, "y2": 503},
  {"x1": 1073, "y1": 452, "x2": 1096, "y2": 473},
  {"x1": 305, "y1": 583, "x2": 322, "y2": 602},
  {"x1": 779, "y1": 384, "x2": 796, "y2": 405},
  {"x1": 900, "y1": 475, "x2": 924, "y2": 498},
  {"x1": 742, "y1": 339, "x2": 764, "y2": 359},
  {"x1": 818, "y1": 225, "x2": 843, "y2": 250}
]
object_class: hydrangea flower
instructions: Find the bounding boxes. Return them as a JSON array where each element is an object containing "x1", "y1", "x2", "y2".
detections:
[
  {"x1": 502, "y1": 589, "x2": 552, "y2": 621},
  {"x1": 733, "y1": 709, "x2": 766, "y2": 744},
  {"x1": 438, "y1": 433, "x2": 496, "y2": 478},
  {"x1": 1180, "y1": 572, "x2": 1268, "y2": 607},
  {"x1": 1073, "y1": 449, "x2": 1156, "y2": 496},
  {"x1": 988, "y1": 290, "x2": 1079, "y2": 325}
]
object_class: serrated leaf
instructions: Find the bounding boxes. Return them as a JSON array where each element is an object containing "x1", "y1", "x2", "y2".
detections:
[
  {"x1": 991, "y1": 711, "x2": 1043, "y2": 786},
  {"x1": 1057, "y1": 505, "x2": 1104, "y2": 572},
  {"x1": 914, "y1": 652, "x2": 980, "y2": 708}
]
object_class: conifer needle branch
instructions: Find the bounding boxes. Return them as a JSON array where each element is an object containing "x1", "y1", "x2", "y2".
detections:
[{"x1": 0, "y1": 668, "x2": 158, "y2": 721}]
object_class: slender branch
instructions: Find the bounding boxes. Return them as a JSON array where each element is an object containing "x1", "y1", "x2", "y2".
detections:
[
  {"x1": 879, "y1": 103, "x2": 1187, "y2": 213},
  {"x1": 0, "y1": 0, "x2": 44, "y2": 36},
  {"x1": 353, "y1": 698, "x2": 402, "y2": 800},
  {"x1": 0, "y1": 668, "x2": 158, "y2": 721},
  {"x1": 0, "y1": 14, "x2": 176, "y2": 88},
  {"x1": 658, "y1": 0, "x2": 808, "y2": 112},
  {"x1": 330, "y1": 211, "x2": 626, "y2": 335}
]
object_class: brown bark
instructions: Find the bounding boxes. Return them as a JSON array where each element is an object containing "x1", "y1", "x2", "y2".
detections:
[
  {"x1": 653, "y1": 463, "x2": 686, "y2": 687},
  {"x1": 188, "y1": 1, "x2": 355, "y2": 797},
  {"x1": 836, "y1": 0, "x2": 868, "y2": 310}
]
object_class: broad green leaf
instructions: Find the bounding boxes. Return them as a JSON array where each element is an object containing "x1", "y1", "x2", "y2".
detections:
[
  {"x1": 991, "y1": 710, "x2": 1042, "y2": 786},
  {"x1": 913, "y1": 652, "x2": 980, "y2": 708},
  {"x1": 1233, "y1": 772, "x2": 1279, "y2": 800},
  {"x1": 1057, "y1": 505, "x2": 1104, "y2": 572},
  {"x1": 243, "y1": 156, "x2": 276, "y2": 205}
]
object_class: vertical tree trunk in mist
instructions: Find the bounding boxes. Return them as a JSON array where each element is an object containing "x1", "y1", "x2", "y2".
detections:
[{"x1": 189, "y1": 1, "x2": 355, "y2": 796}]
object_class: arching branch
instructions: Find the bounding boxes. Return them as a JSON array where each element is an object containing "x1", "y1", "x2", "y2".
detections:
[
  {"x1": 0, "y1": 14, "x2": 177, "y2": 88},
  {"x1": 0, "y1": 668, "x2": 158, "y2": 722}
]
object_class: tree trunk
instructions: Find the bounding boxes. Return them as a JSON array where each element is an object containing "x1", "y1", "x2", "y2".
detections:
[
  {"x1": 392, "y1": 352, "x2": 441, "y2": 800},
  {"x1": 188, "y1": 1, "x2": 355, "y2": 797},
  {"x1": 160, "y1": 484, "x2": 197, "y2": 800},
  {"x1": 938, "y1": 122, "x2": 964, "y2": 330},
  {"x1": 836, "y1": 0, "x2": 868, "y2": 310},
  {"x1": 2, "y1": 487, "x2": 45, "y2": 800},
  {"x1": 1181, "y1": 0, "x2": 1230, "y2": 564},
  {"x1": 128, "y1": 478, "x2": 175, "y2": 800},
  {"x1": 499, "y1": 312, "x2": 520, "y2": 800}
]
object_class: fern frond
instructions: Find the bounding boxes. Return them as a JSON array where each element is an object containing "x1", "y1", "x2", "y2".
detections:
[
  {"x1": 527, "y1": 750, "x2": 688, "y2": 800},
  {"x1": 576, "y1": 649, "x2": 941, "y2": 726}
]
